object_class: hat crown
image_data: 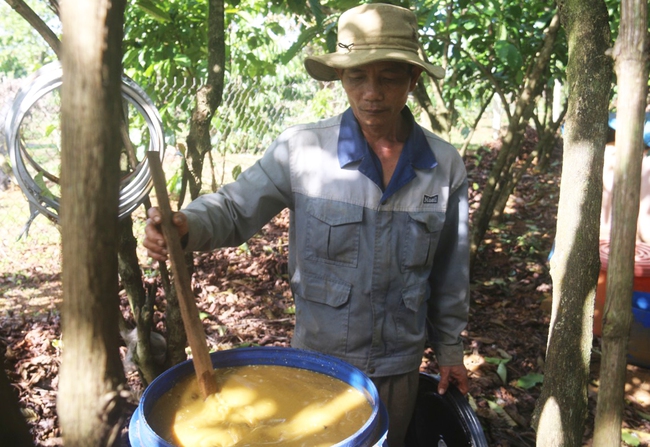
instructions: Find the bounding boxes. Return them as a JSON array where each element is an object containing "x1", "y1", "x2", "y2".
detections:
[
  {"x1": 303, "y1": 3, "x2": 445, "y2": 81},
  {"x1": 336, "y1": 4, "x2": 419, "y2": 54}
]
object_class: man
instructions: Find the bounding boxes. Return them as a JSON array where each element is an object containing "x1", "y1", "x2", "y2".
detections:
[{"x1": 144, "y1": 4, "x2": 470, "y2": 446}]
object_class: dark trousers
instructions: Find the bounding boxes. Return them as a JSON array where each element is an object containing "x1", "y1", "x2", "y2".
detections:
[{"x1": 372, "y1": 369, "x2": 420, "y2": 447}]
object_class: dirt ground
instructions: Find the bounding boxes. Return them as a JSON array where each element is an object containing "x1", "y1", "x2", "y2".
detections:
[{"x1": 1, "y1": 134, "x2": 650, "y2": 446}]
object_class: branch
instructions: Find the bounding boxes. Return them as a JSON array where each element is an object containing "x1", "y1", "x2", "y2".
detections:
[{"x1": 4, "y1": 0, "x2": 61, "y2": 57}]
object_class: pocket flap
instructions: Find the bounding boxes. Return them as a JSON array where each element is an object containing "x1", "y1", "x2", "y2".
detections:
[
  {"x1": 296, "y1": 272, "x2": 352, "y2": 308},
  {"x1": 306, "y1": 199, "x2": 363, "y2": 226},
  {"x1": 401, "y1": 281, "x2": 428, "y2": 312},
  {"x1": 407, "y1": 212, "x2": 445, "y2": 232}
]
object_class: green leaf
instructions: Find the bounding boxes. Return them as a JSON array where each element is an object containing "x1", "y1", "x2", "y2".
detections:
[
  {"x1": 199, "y1": 312, "x2": 210, "y2": 321},
  {"x1": 308, "y1": 0, "x2": 324, "y2": 25},
  {"x1": 232, "y1": 164, "x2": 242, "y2": 181},
  {"x1": 622, "y1": 430, "x2": 641, "y2": 446},
  {"x1": 44, "y1": 124, "x2": 57, "y2": 137},
  {"x1": 279, "y1": 25, "x2": 320, "y2": 65},
  {"x1": 516, "y1": 373, "x2": 544, "y2": 389},
  {"x1": 495, "y1": 40, "x2": 523, "y2": 68},
  {"x1": 136, "y1": 0, "x2": 171, "y2": 23},
  {"x1": 497, "y1": 362, "x2": 507, "y2": 383},
  {"x1": 484, "y1": 356, "x2": 503, "y2": 365},
  {"x1": 174, "y1": 54, "x2": 191, "y2": 67},
  {"x1": 34, "y1": 172, "x2": 54, "y2": 200}
]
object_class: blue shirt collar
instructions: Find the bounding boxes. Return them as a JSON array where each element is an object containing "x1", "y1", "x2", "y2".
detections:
[{"x1": 338, "y1": 106, "x2": 438, "y2": 202}]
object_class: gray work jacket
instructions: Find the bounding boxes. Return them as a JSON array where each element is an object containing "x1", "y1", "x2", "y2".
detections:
[{"x1": 183, "y1": 109, "x2": 470, "y2": 377}]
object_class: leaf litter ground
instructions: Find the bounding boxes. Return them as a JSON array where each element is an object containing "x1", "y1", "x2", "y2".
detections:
[{"x1": 1, "y1": 132, "x2": 650, "y2": 447}]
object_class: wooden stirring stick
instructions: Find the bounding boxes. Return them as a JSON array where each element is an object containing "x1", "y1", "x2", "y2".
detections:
[{"x1": 146, "y1": 151, "x2": 219, "y2": 399}]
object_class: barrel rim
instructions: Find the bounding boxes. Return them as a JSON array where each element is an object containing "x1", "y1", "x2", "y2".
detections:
[{"x1": 130, "y1": 346, "x2": 386, "y2": 447}]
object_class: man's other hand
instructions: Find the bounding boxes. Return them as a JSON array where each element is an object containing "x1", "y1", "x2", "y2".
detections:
[
  {"x1": 437, "y1": 363, "x2": 469, "y2": 395},
  {"x1": 143, "y1": 207, "x2": 189, "y2": 262}
]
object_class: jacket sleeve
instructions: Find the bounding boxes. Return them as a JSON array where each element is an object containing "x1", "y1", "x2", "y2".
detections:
[
  {"x1": 427, "y1": 177, "x2": 470, "y2": 366},
  {"x1": 181, "y1": 136, "x2": 293, "y2": 252}
]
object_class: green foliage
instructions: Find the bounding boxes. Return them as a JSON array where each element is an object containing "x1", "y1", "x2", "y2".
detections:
[
  {"x1": 414, "y1": 0, "x2": 566, "y2": 124},
  {"x1": 516, "y1": 372, "x2": 544, "y2": 389},
  {"x1": 33, "y1": 171, "x2": 53, "y2": 200},
  {"x1": 231, "y1": 164, "x2": 242, "y2": 181},
  {"x1": 485, "y1": 355, "x2": 510, "y2": 383},
  {"x1": 622, "y1": 430, "x2": 641, "y2": 447},
  {"x1": 0, "y1": 1, "x2": 57, "y2": 78}
]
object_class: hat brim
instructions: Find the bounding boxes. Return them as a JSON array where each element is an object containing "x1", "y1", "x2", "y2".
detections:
[{"x1": 304, "y1": 49, "x2": 445, "y2": 81}]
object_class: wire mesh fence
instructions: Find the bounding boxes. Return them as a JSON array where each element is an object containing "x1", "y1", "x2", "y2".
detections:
[{"x1": 0, "y1": 73, "x2": 348, "y2": 280}]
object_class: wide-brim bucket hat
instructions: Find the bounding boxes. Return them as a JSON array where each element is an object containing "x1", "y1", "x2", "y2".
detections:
[{"x1": 304, "y1": 3, "x2": 445, "y2": 82}]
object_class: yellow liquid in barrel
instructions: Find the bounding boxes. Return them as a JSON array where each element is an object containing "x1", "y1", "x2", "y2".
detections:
[{"x1": 148, "y1": 364, "x2": 374, "y2": 447}]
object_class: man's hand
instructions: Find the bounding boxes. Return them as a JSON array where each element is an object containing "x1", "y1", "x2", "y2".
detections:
[
  {"x1": 143, "y1": 207, "x2": 189, "y2": 262},
  {"x1": 437, "y1": 363, "x2": 469, "y2": 395}
]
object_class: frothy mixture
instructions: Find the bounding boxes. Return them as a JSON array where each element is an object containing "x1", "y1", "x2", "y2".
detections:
[{"x1": 148, "y1": 364, "x2": 374, "y2": 447}]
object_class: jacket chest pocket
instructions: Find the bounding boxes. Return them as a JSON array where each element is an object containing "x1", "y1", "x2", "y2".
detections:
[
  {"x1": 305, "y1": 200, "x2": 363, "y2": 267},
  {"x1": 401, "y1": 211, "x2": 445, "y2": 271}
]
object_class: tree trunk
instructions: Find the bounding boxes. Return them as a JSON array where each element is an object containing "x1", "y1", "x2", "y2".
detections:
[
  {"x1": 469, "y1": 13, "x2": 561, "y2": 268},
  {"x1": 533, "y1": 1, "x2": 612, "y2": 445},
  {"x1": 536, "y1": 109, "x2": 568, "y2": 172},
  {"x1": 492, "y1": 114, "x2": 565, "y2": 220},
  {"x1": 165, "y1": 0, "x2": 226, "y2": 366},
  {"x1": 58, "y1": 1, "x2": 128, "y2": 445},
  {"x1": 593, "y1": 0, "x2": 648, "y2": 444},
  {"x1": 184, "y1": 0, "x2": 225, "y2": 200},
  {"x1": 118, "y1": 216, "x2": 163, "y2": 385},
  {"x1": 459, "y1": 92, "x2": 494, "y2": 158},
  {"x1": 413, "y1": 79, "x2": 445, "y2": 135}
]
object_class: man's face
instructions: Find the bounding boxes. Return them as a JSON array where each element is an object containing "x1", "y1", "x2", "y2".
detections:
[{"x1": 337, "y1": 62, "x2": 422, "y2": 132}]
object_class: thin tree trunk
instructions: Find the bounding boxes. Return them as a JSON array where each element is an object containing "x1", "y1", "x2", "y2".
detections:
[
  {"x1": 163, "y1": 0, "x2": 225, "y2": 367},
  {"x1": 593, "y1": 0, "x2": 648, "y2": 444},
  {"x1": 117, "y1": 216, "x2": 162, "y2": 385},
  {"x1": 58, "y1": 0, "x2": 128, "y2": 445},
  {"x1": 492, "y1": 114, "x2": 565, "y2": 220},
  {"x1": 459, "y1": 92, "x2": 494, "y2": 158},
  {"x1": 469, "y1": 13, "x2": 561, "y2": 268},
  {"x1": 533, "y1": 0, "x2": 612, "y2": 445},
  {"x1": 536, "y1": 108, "x2": 568, "y2": 172},
  {"x1": 185, "y1": 0, "x2": 225, "y2": 200},
  {"x1": 413, "y1": 79, "x2": 445, "y2": 135}
]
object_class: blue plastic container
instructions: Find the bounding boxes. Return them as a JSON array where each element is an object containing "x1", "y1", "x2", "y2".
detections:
[
  {"x1": 628, "y1": 291, "x2": 650, "y2": 368},
  {"x1": 129, "y1": 346, "x2": 388, "y2": 447}
]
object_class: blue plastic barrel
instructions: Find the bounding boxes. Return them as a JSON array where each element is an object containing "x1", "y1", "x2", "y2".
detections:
[
  {"x1": 129, "y1": 346, "x2": 388, "y2": 447},
  {"x1": 629, "y1": 291, "x2": 650, "y2": 368}
]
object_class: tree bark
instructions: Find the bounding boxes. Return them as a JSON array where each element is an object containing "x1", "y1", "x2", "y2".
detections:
[
  {"x1": 533, "y1": 0, "x2": 612, "y2": 445},
  {"x1": 118, "y1": 216, "x2": 162, "y2": 385},
  {"x1": 413, "y1": 79, "x2": 445, "y2": 135},
  {"x1": 593, "y1": 0, "x2": 648, "y2": 444},
  {"x1": 184, "y1": 0, "x2": 225, "y2": 200},
  {"x1": 165, "y1": 0, "x2": 226, "y2": 366},
  {"x1": 58, "y1": 0, "x2": 128, "y2": 445},
  {"x1": 492, "y1": 110, "x2": 566, "y2": 220}
]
